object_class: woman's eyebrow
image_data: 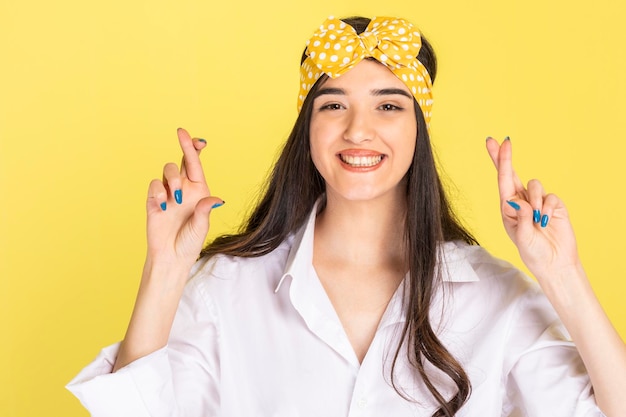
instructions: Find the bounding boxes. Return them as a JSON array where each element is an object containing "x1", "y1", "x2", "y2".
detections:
[
  {"x1": 371, "y1": 88, "x2": 412, "y2": 99},
  {"x1": 314, "y1": 88, "x2": 346, "y2": 98}
]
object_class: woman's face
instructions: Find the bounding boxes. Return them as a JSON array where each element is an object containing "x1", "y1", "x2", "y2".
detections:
[{"x1": 309, "y1": 59, "x2": 417, "y2": 204}]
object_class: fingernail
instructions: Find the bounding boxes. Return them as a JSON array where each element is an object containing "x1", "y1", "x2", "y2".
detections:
[
  {"x1": 174, "y1": 189, "x2": 183, "y2": 204},
  {"x1": 506, "y1": 200, "x2": 521, "y2": 210},
  {"x1": 541, "y1": 214, "x2": 549, "y2": 228},
  {"x1": 533, "y1": 209, "x2": 541, "y2": 223},
  {"x1": 504, "y1": 136, "x2": 510, "y2": 141},
  {"x1": 197, "y1": 138, "x2": 206, "y2": 144},
  {"x1": 486, "y1": 136, "x2": 493, "y2": 141},
  {"x1": 211, "y1": 201, "x2": 225, "y2": 209},
  {"x1": 160, "y1": 202, "x2": 167, "y2": 211}
]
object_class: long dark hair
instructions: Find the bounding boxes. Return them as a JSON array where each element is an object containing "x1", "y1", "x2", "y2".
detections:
[{"x1": 202, "y1": 16, "x2": 476, "y2": 417}]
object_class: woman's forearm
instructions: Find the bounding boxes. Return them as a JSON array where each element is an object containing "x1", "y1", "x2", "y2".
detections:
[
  {"x1": 537, "y1": 264, "x2": 626, "y2": 417},
  {"x1": 113, "y1": 259, "x2": 190, "y2": 372}
]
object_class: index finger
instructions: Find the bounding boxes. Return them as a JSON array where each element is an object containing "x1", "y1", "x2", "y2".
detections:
[
  {"x1": 177, "y1": 127, "x2": 206, "y2": 183},
  {"x1": 486, "y1": 137, "x2": 524, "y2": 200}
]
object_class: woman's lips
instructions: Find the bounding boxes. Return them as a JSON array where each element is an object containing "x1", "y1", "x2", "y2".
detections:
[
  {"x1": 339, "y1": 154, "x2": 384, "y2": 167},
  {"x1": 337, "y1": 150, "x2": 386, "y2": 170}
]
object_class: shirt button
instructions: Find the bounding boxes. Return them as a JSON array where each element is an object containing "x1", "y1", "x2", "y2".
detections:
[{"x1": 356, "y1": 398, "x2": 367, "y2": 409}]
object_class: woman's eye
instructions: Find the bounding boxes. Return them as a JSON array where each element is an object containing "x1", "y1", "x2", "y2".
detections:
[
  {"x1": 380, "y1": 103, "x2": 402, "y2": 111},
  {"x1": 320, "y1": 103, "x2": 343, "y2": 110}
]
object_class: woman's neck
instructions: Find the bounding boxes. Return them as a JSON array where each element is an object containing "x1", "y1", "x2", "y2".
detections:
[{"x1": 314, "y1": 190, "x2": 407, "y2": 268}]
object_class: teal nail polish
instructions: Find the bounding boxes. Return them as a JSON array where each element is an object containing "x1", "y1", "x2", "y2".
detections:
[
  {"x1": 504, "y1": 136, "x2": 510, "y2": 141},
  {"x1": 174, "y1": 189, "x2": 182, "y2": 204},
  {"x1": 198, "y1": 138, "x2": 206, "y2": 143},
  {"x1": 211, "y1": 201, "x2": 225, "y2": 209},
  {"x1": 533, "y1": 210, "x2": 540, "y2": 223},
  {"x1": 541, "y1": 214, "x2": 549, "y2": 228},
  {"x1": 160, "y1": 202, "x2": 167, "y2": 211},
  {"x1": 506, "y1": 200, "x2": 521, "y2": 210}
]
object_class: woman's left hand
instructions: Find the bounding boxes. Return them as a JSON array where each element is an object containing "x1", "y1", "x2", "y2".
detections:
[{"x1": 485, "y1": 137, "x2": 582, "y2": 285}]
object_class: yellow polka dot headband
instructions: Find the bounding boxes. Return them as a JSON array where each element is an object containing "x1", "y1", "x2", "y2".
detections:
[{"x1": 298, "y1": 16, "x2": 434, "y2": 127}]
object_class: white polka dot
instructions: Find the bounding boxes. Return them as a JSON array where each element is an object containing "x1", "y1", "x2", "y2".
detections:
[
  {"x1": 412, "y1": 86, "x2": 417, "y2": 94},
  {"x1": 340, "y1": 36, "x2": 347, "y2": 41},
  {"x1": 417, "y1": 75, "x2": 424, "y2": 81},
  {"x1": 324, "y1": 42, "x2": 330, "y2": 49},
  {"x1": 388, "y1": 25, "x2": 395, "y2": 30},
  {"x1": 382, "y1": 44, "x2": 389, "y2": 50},
  {"x1": 401, "y1": 37, "x2": 408, "y2": 42},
  {"x1": 313, "y1": 40, "x2": 321, "y2": 47},
  {"x1": 402, "y1": 44, "x2": 409, "y2": 51},
  {"x1": 394, "y1": 54, "x2": 401, "y2": 60},
  {"x1": 343, "y1": 57, "x2": 350, "y2": 64},
  {"x1": 409, "y1": 74, "x2": 415, "y2": 81},
  {"x1": 380, "y1": 54, "x2": 388, "y2": 61},
  {"x1": 329, "y1": 34, "x2": 336, "y2": 40},
  {"x1": 328, "y1": 24, "x2": 335, "y2": 29},
  {"x1": 346, "y1": 45, "x2": 354, "y2": 52},
  {"x1": 308, "y1": 71, "x2": 313, "y2": 79},
  {"x1": 319, "y1": 52, "x2": 326, "y2": 60},
  {"x1": 302, "y1": 83, "x2": 307, "y2": 89},
  {"x1": 398, "y1": 28, "x2": 406, "y2": 34},
  {"x1": 339, "y1": 22, "x2": 346, "y2": 29},
  {"x1": 330, "y1": 55, "x2": 338, "y2": 62},
  {"x1": 310, "y1": 51, "x2": 316, "y2": 58},
  {"x1": 402, "y1": 74, "x2": 408, "y2": 81},
  {"x1": 334, "y1": 43, "x2": 341, "y2": 50}
]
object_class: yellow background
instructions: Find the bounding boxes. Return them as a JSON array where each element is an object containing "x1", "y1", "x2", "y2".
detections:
[{"x1": 1, "y1": 0, "x2": 625, "y2": 415}]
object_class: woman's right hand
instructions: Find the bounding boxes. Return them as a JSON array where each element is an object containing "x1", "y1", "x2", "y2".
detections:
[
  {"x1": 145, "y1": 128, "x2": 223, "y2": 271},
  {"x1": 113, "y1": 128, "x2": 223, "y2": 371}
]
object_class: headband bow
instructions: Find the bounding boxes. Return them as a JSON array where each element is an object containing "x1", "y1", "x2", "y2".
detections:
[{"x1": 298, "y1": 16, "x2": 434, "y2": 128}]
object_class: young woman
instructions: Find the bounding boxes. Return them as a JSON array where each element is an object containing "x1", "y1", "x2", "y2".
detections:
[{"x1": 68, "y1": 16, "x2": 626, "y2": 417}]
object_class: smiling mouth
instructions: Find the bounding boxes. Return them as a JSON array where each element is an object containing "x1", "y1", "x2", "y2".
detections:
[{"x1": 339, "y1": 154, "x2": 385, "y2": 167}]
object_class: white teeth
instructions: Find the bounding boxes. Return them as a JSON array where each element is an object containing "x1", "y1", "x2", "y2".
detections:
[{"x1": 340, "y1": 154, "x2": 384, "y2": 167}]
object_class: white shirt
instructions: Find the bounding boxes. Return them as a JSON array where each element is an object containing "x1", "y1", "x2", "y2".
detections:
[{"x1": 67, "y1": 206, "x2": 604, "y2": 417}]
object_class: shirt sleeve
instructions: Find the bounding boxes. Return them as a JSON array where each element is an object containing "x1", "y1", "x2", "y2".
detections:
[
  {"x1": 66, "y1": 273, "x2": 221, "y2": 417},
  {"x1": 502, "y1": 283, "x2": 606, "y2": 417}
]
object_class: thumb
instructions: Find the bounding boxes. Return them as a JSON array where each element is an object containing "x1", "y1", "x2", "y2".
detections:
[{"x1": 189, "y1": 196, "x2": 225, "y2": 238}]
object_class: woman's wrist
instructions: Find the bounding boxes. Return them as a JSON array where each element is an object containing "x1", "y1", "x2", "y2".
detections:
[
  {"x1": 534, "y1": 261, "x2": 589, "y2": 312},
  {"x1": 141, "y1": 250, "x2": 199, "y2": 291}
]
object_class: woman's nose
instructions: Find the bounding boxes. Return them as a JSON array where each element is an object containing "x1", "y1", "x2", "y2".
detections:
[{"x1": 343, "y1": 109, "x2": 374, "y2": 143}]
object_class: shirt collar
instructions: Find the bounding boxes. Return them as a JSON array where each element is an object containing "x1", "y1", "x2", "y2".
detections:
[
  {"x1": 274, "y1": 200, "x2": 319, "y2": 293},
  {"x1": 274, "y1": 202, "x2": 480, "y2": 293}
]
